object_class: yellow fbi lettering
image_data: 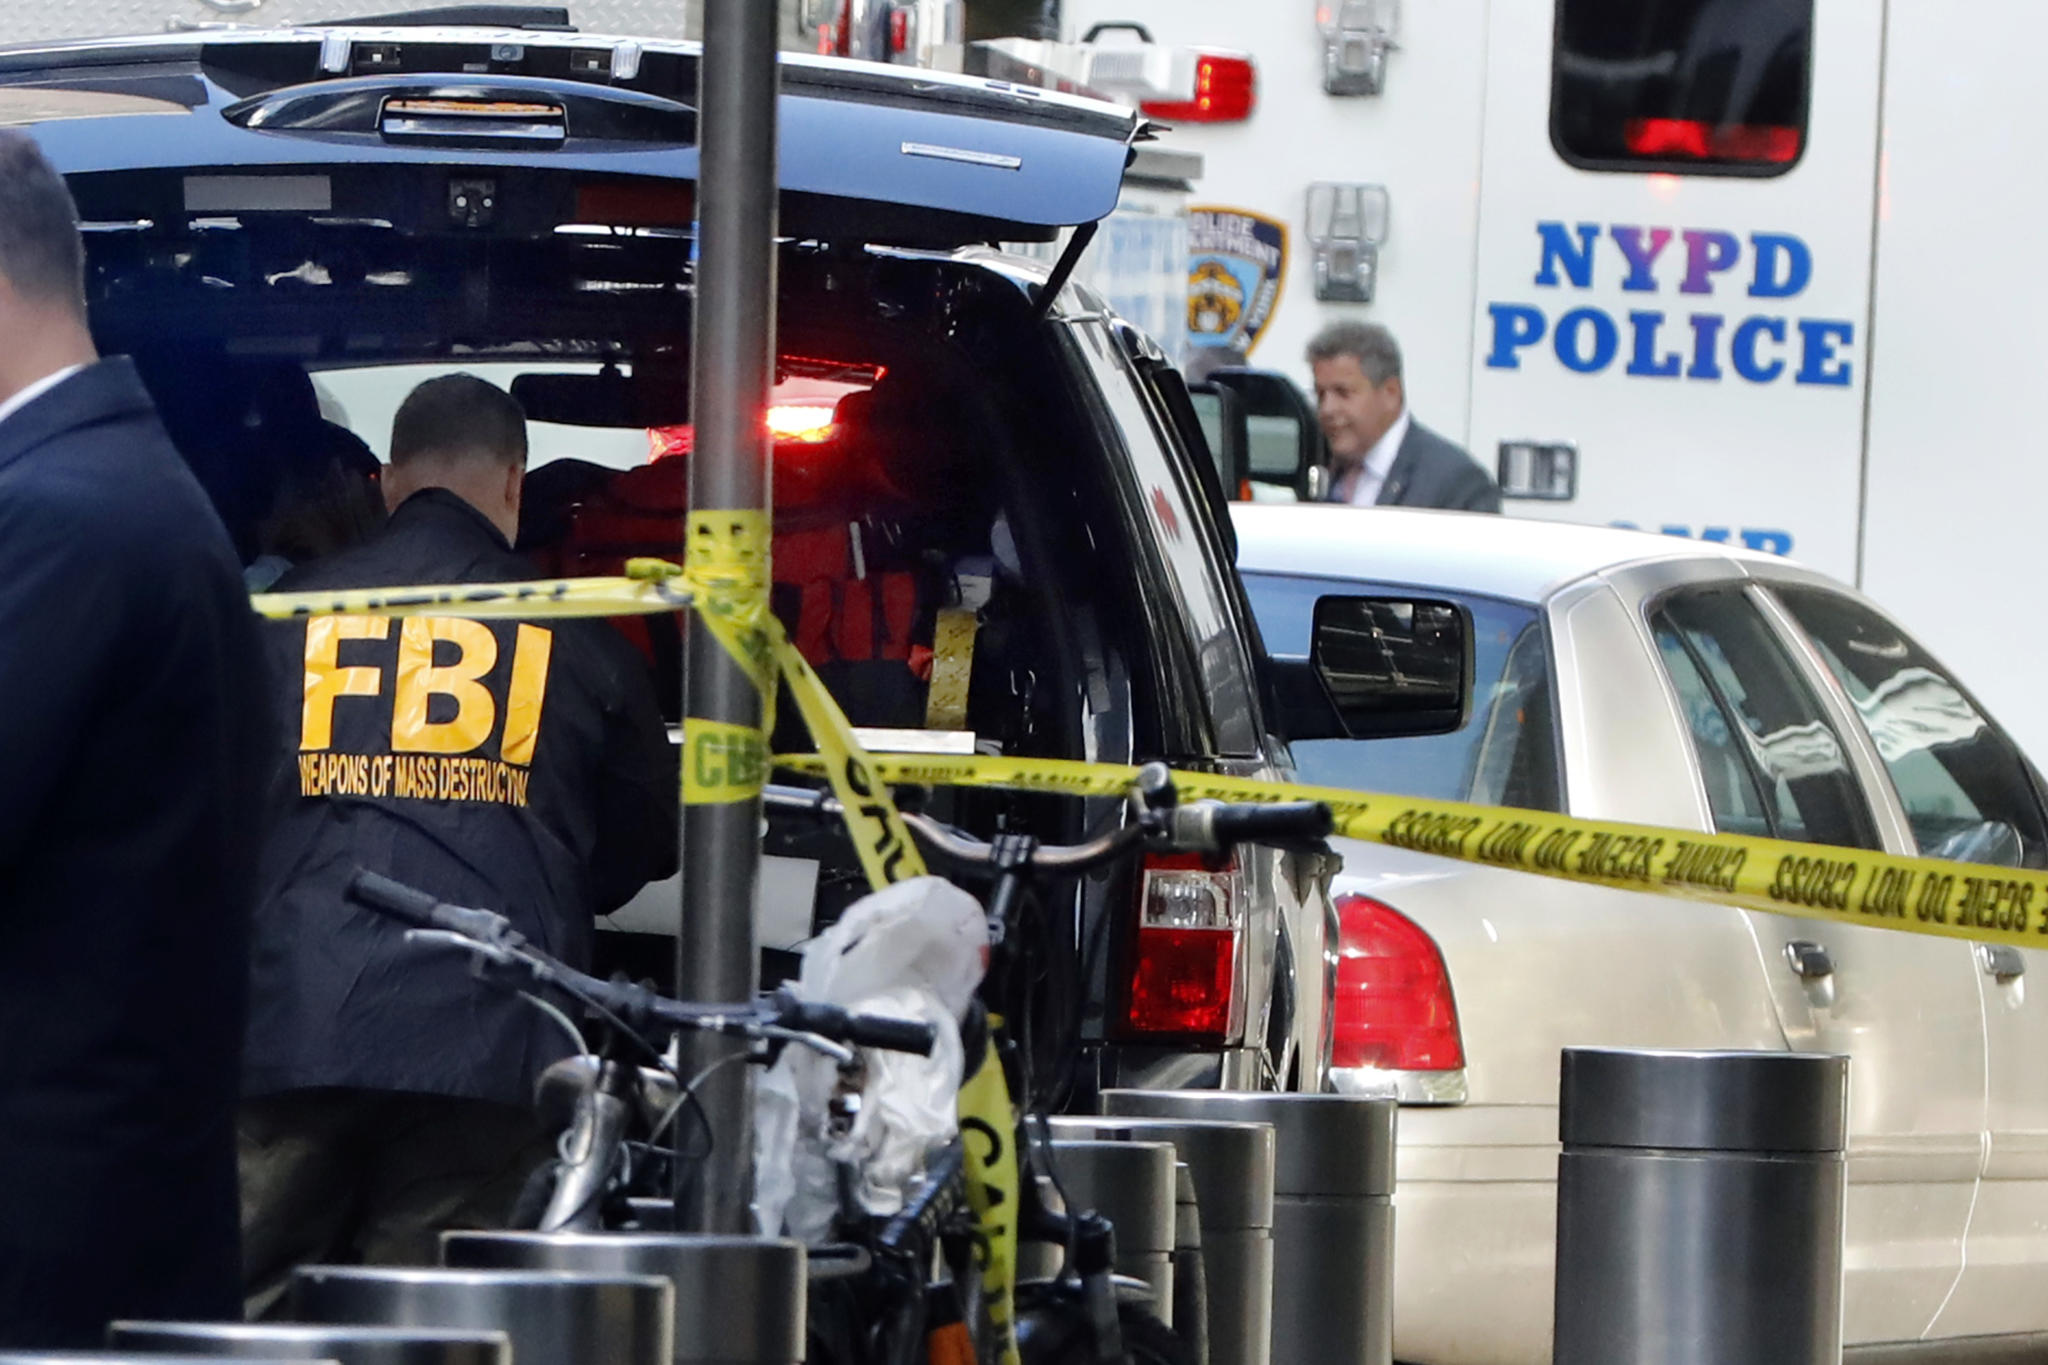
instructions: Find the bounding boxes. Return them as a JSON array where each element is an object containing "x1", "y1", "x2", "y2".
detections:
[{"x1": 299, "y1": 614, "x2": 553, "y2": 806}]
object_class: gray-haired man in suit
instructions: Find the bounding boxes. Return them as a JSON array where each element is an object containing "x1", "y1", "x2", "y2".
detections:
[{"x1": 1309, "y1": 321, "x2": 1500, "y2": 512}]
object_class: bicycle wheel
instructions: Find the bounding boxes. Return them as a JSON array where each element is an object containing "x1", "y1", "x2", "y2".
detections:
[{"x1": 1013, "y1": 1284, "x2": 1198, "y2": 1365}]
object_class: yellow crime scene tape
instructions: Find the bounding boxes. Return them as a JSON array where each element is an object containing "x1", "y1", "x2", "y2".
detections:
[
  {"x1": 778, "y1": 752, "x2": 2047, "y2": 954},
  {"x1": 253, "y1": 566, "x2": 2048, "y2": 955}
]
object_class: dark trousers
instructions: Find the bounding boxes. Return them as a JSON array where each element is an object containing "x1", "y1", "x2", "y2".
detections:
[
  {"x1": 0, "y1": 1121, "x2": 240, "y2": 1348},
  {"x1": 238, "y1": 1088, "x2": 551, "y2": 1318}
]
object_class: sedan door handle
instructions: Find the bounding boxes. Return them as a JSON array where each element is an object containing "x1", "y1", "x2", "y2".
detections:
[
  {"x1": 1785, "y1": 941, "x2": 1834, "y2": 980},
  {"x1": 1979, "y1": 944, "x2": 2026, "y2": 984}
]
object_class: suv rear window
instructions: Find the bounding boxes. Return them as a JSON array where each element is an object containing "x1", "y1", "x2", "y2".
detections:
[
  {"x1": 1552, "y1": 0, "x2": 1814, "y2": 175},
  {"x1": 1242, "y1": 573, "x2": 1562, "y2": 812}
]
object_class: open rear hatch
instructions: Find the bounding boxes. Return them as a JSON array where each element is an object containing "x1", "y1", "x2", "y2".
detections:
[{"x1": 4, "y1": 23, "x2": 1140, "y2": 247}]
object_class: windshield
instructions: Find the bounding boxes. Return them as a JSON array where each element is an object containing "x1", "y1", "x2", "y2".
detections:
[{"x1": 1242, "y1": 571, "x2": 1562, "y2": 812}]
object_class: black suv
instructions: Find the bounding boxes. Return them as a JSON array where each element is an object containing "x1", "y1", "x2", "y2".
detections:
[{"x1": 9, "y1": 11, "x2": 1344, "y2": 1101}]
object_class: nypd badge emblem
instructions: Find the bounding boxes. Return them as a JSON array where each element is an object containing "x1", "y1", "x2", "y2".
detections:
[{"x1": 1186, "y1": 207, "x2": 1288, "y2": 363}]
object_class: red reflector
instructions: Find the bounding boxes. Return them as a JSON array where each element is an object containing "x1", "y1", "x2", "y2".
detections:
[
  {"x1": 889, "y1": 7, "x2": 911, "y2": 55},
  {"x1": 1118, "y1": 854, "x2": 1244, "y2": 1043},
  {"x1": 1142, "y1": 53, "x2": 1257, "y2": 123},
  {"x1": 1332, "y1": 894, "x2": 1463, "y2": 1071},
  {"x1": 1622, "y1": 117, "x2": 1801, "y2": 165}
]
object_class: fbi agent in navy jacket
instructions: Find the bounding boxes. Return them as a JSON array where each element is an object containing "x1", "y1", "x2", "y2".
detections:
[{"x1": 238, "y1": 375, "x2": 677, "y2": 1310}]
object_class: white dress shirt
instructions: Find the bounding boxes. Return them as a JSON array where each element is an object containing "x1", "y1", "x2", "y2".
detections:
[
  {"x1": 1337, "y1": 406, "x2": 1410, "y2": 506},
  {"x1": 0, "y1": 363, "x2": 86, "y2": 432}
]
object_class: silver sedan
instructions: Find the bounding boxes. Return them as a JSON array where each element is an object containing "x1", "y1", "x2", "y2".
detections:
[{"x1": 1233, "y1": 502, "x2": 2048, "y2": 1365}]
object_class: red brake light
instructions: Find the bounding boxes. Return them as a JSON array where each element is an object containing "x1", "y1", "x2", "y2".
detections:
[
  {"x1": 889, "y1": 7, "x2": 912, "y2": 56},
  {"x1": 1118, "y1": 853, "x2": 1245, "y2": 1043},
  {"x1": 766, "y1": 404, "x2": 837, "y2": 442},
  {"x1": 1141, "y1": 53, "x2": 1257, "y2": 124},
  {"x1": 1332, "y1": 894, "x2": 1463, "y2": 1071},
  {"x1": 1622, "y1": 117, "x2": 1801, "y2": 165}
]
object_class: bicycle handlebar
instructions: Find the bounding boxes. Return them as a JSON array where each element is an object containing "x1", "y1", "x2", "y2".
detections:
[
  {"x1": 763, "y1": 763, "x2": 1334, "y2": 873},
  {"x1": 775, "y1": 996, "x2": 942, "y2": 1056},
  {"x1": 351, "y1": 869, "x2": 520, "y2": 945},
  {"x1": 342, "y1": 870, "x2": 937, "y2": 1058},
  {"x1": 1176, "y1": 799, "x2": 1334, "y2": 850}
]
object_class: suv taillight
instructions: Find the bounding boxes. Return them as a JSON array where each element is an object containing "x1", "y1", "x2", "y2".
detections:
[
  {"x1": 1117, "y1": 853, "x2": 1245, "y2": 1044},
  {"x1": 1332, "y1": 894, "x2": 1463, "y2": 1070}
]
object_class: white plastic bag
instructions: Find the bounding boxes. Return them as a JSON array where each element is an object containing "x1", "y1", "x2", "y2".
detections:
[{"x1": 753, "y1": 876, "x2": 988, "y2": 1240}]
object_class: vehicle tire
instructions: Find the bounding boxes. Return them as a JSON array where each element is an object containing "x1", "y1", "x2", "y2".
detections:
[{"x1": 1014, "y1": 1285, "x2": 1198, "y2": 1365}]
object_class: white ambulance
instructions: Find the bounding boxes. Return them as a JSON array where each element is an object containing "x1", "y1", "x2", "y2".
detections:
[{"x1": 1053, "y1": 0, "x2": 2048, "y2": 775}]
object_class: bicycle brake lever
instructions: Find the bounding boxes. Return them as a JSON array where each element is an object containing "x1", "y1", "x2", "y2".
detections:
[
  {"x1": 403, "y1": 927, "x2": 519, "y2": 969},
  {"x1": 757, "y1": 1024, "x2": 857, "y2": 1066}
]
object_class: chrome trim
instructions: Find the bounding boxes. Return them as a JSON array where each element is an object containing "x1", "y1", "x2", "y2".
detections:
[
  {"x1": 1328, "y1": 1065, "x2": 1469, "y2": 1105},
  {"x1": 901, "y1": 141, "x2": 1023, "y2": 170}
]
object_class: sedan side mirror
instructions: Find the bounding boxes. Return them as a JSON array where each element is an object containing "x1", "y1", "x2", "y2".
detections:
[
  {"x1": 1269, "y1": 595, "x2": 1472, "y2": 741},
  {"x1": 1203, "y1": 367, "x2": 1328, "y2": 501}
]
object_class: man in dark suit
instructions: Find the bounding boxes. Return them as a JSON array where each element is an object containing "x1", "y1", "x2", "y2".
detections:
[
  {"x1": 0, "y1": 132, "x2": 268, "y2": 1346},
  {"x1": 1308, "y1": 321, "x2": 1501, "y2": 512}
]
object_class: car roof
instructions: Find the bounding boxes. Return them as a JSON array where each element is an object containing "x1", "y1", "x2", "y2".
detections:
[
  {"x1": 1230, "y1": 503, "x2": 1783, "y2": 605},
  {"x1": 1, "y1": 25, "x2": 1140, "y2": 247}
]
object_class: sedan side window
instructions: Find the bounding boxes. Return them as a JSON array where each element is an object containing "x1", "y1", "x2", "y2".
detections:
[
  {"x1": 1650, "y1": 589, "x2": 1877, "y2": 850},
  {"x1": 1774, "y1": 587, "x2": 2048, "y2": 869}
]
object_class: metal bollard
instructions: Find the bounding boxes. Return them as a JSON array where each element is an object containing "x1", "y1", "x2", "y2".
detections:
[
  {"x1": 1168, "y1": 1163, "x2": 1210, "y2": 1365},
  {"x1": 1050, "y1": 1115, "x2": 1276, "y2": 1365},
  {"x1": 1029, "y1": 1138, "x2": 1179, "y2": 1308},
  {"x1": 110, "y1": 1322, "x2": 509, "y2": 1365},
  {"x1": 1553, "y1": 1048, "x2": 1848, "y2": 1365},
  {"x1": 441, "y1": 1232, "x2": 806, "y2": 1365},
  {"x1": 1, "y1": 1357, "x2": 328, "y2": 1365},
  {"x1": 1, "y1": 1358, "x2": 323, "y2": 1365},
  {"x1": 291, "y1": 1266, "x2": 672, "y2": 1365},
  {"x1": 1102, "y1": 1090, "x2": 1395, "y2": 1365}
]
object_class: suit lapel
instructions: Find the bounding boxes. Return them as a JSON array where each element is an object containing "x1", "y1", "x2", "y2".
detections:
[{"x1": 1375, "y1": 421, "x2": 1424, "y2": 506}]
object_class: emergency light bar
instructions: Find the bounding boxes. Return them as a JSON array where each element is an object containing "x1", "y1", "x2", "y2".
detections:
[
  {"x1": 1140, "y1": 52, "x2": 1257, "y2": 124},
  {"x1": 995, "y1": 24, "x2": 1256, "y2": 123},
  {"x1": 1084, "y1": 42, "x2": 1197, "y2": 102}
]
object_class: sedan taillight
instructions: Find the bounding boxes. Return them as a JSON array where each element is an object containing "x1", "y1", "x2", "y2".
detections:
[{"x1": 1332, "y1": 894, "x2": 1464, "y2": 1070}]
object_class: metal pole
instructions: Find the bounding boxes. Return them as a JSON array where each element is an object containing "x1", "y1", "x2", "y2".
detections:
[{"x1": 676, "y1": 0, "x2": 779, "y2": 1233}]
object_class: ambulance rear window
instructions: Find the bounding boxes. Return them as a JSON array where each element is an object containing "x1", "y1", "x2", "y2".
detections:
[{"x1": 1552, "y1": 0, "x2": 1813, "y2": 176}]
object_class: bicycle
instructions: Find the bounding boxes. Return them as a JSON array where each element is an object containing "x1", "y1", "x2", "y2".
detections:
[
  {"x1": 342, "y1": 870, "x2": 940, "y2": 1234},
  {"x1": 765, "y1": 763, "x2": 1334, "y2": 1365},
  {"x1": 348, "y1": 869, "x2": 983, "y2": 1365},
  {"x1": 346, "y1": 760, "x2": 1332, "y2": 1365}
]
